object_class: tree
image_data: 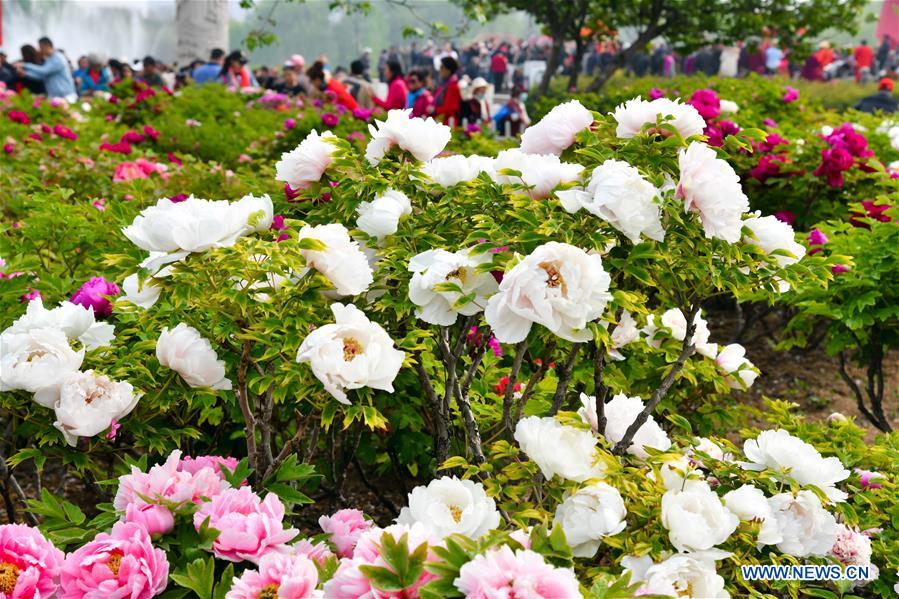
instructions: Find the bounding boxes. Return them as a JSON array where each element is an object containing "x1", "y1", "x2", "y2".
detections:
[{"x1": 459, "y1": 0, "x2": 869, "y2": 95}]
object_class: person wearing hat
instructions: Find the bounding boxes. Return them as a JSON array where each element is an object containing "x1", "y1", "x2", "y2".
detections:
[
  {"x1": 854, "y1": 77, "x2": 899, "y2": 114},
  {"x1": 219, "y1": 50, "x2": 255, "y2": 88},
  {"x1": 460, "y1": 76, "x2": 490, "y2": 126},
  {"x1": 193, "y1": 48, "x2": 225, "y2": 84}
]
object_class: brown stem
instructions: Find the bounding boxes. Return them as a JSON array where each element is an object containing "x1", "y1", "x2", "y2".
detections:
[
  {"x1": 455, "y1": 338, "x2": 491, "y2": 464},
  {"x1": 612, "y1": 304, "x2": 698, "y2": 456},
  {"x1": 264, "y1": 413, "x2": 306, "y2": 480},
  {"x1": 415, "y1": 357, "x2": 450, "y2": 468},
  {"x1": 301, "y1": 422, "x2": 320, "y2": 464},
  {"x1": 514, "y1": 339, "x2": 557, "y2": 424},
  {"x1": 503, "y1": 341, "x2": 528, "y2": 436},
  {"x1": 353, "y1": 457, "x2": 400, "y2": 517},
  {"x1": 549, "y1": 344, "x2": 581, "y2": 416},
  {"x1": 237, "y1": 341, "x2": 258, "y2": 475},
  {"x1": 593, "y1": 342, "x2": 608, "y2": 434}
]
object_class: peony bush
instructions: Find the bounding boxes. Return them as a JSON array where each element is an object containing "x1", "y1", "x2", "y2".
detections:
[{"x1": 1, "y1": 77, "x2": 898, "y2": 597}]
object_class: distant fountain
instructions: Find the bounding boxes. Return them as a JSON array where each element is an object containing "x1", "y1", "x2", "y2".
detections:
[
  {"x1": 176, "y1": 0, "x2": 229, "y2": 65},
  {"x1": 2, "y1": 0, "x2": 178, "y2": 64}
]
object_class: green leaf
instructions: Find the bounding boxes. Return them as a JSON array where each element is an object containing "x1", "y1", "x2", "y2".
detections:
[{"x1": 170, "y1": 557, "x2": 216, "y2": 599}]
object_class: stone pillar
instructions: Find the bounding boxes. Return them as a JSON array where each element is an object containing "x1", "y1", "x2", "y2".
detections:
[{"x1": 176, "y1": 0, "x2": 229, "y2": 66}]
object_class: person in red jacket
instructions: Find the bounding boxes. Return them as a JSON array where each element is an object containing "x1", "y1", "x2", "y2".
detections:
[
  {"x1": 490, "y1": 49, "x2": 508, "y2": 92},
  {"x1": 433, "y1": 56, "x2": 461, "y2": 127},
  {"x1": 307, "y1": 60, "x2": 359, "y2": 110},
  {"x1": 373, "y1": 60, "x2": 408, "y2": 111},
  {"x1": 406, "y1": 69, "x2": 434, "y2": 118},
  {"x1": 854, "y1": 40, "x2": 874, "y2": 82}
]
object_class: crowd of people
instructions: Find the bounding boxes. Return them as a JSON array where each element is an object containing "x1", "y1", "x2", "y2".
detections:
[{"x1": 0, "y1": 35, "x2": 534, "y2": 134}]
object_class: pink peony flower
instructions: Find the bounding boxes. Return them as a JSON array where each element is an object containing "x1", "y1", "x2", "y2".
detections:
[
  {"x1": 0, "y1": 523, "x2": 65, "y2": 599},
  {"x1": 807, "y1": 228, "x2": 828, "y2": 254},
  {"x1": 855, "y1": 468, "x2": 884, "y2": 490},
  {"x1": 832, "y1": 264, "x2": 851, "y2": 275},
  {"x1": 193, "y1": 487, "x2": 298, "y2": 563},
  {"x1": 764, "y1": 118, "x2": 778, "y2": 128},
  {"x1": 227, "y1": 552, "x2": 318, "y2": 599},
  {"x1": 454, "y1": 546, "x2": 580, "y2": 598},
  {"x1": 113, "y1": 159, "x2": 167, "y2": 183},
  {"x1": 7, "y1": 111, "x2": 30, "y2": 125},
  {"x1": 688, "y1": 89, "x2": 721, "y2": 121},
  {"x1": 238, "y1": 153, "x2": 252, "y2": 163},
  {"x1": 125, "y1": 504, "x2": 175, "y2": 538},
  {"x1": 749, "y1": 154, "x2": 788, "y2": 183},
  {"x1": 114, "y1": 450, "x2": 231, "y2": 523},
  {"x1": 100, "y1": 140, "x2": 133, "y2": 155},
  {"x1": 850, "y1": 201, "x2": 893, "y2": 228},
  {"x1": 648, "y1": 87, "x2": 665, "y2": 100},
  {"x1": 783, "y1": 86, "x2": 799, "y2": 103},
  {"x1": 120, "y1": 131, "x2": 146, "y2": 145},
  {"x1": 773, "y1": 210, "x2": 796, "y2": 225},
  {"x1": 143, "y1": 125, "x2": 160, "y2": 141},
  {"x1": 166, "y1": 152, "x2": 182, "y2": 166},
  {"x1": 830, "y1": 523, "x2": 873, "y2": 567},
  {"x1": 352, "y1": 107, "x2": 374, "y2": 121},
  {"x1": 3, "y1": 143, "x2": 13, "y2": 154},
  {"x1": 59, "y1": 522, "x2": 168, "y2": 599},
  {"x1": 319, "y1": 509, "x2": 372, "y2": 558},
  {"x1": 322, "y1": 559, "x2": 375, "y2": 598},
  {"x1": 70, "y1": 276, "x2": 121, "y2": 317},
  {"x1": 284, "y1": 118, "x2": 297, "y2": 130},
  {"x1": 21, "y1": 289, "x2": 42, "y2": 302},
  {"x1": 290, "y1": 539, "x2": 335, "y2": 568},
  {"x1": 346, "y1": 131, "x2": 366, "y2": 142},
  {"x1": 27, "y1": 133, "x2": 42, "y2": 143},
  {"x1": 53, "y1": 124, "x2": 77, "y2": 140},
  {"x1": 178, "y1": 455, "x2": 240, "y2": 480},
  {"x1": 106, "y1": 418, "x2": 121, "y2": 439},
  {"x1": 321, "y1": 113, "x2": 340, "y2": 127}
]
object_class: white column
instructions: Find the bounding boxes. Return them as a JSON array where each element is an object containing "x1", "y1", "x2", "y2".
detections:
[{"x1": 176, "y1": 0, "x2": 230, "y2": 66}]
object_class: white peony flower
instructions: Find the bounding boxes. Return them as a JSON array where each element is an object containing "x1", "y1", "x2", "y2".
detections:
[
  {"x1": 723, "y1": 484, "x2": 783, "y2": 547},
  {"x1": 769, "y1": 490, "x2": 838, "y2": 557},
  {"x1": 3, "y1": 298, "x2": 93, "y2": 340},
  {"x1": 742, "y1": 213, "x2": 806, "y2": 272},
  {"x1": 557, "y1": 159, "x2": 665, "y2": 243},
  {"x1": 421, "y1": 154, "x2": 495, "y2": 187},
  {"x1": 491, "y1": 149, "x2": 584, "y2": 200},
  {"x1": 78, "y1": 322, "x2": 116, "y2": 351},
  {"x1": 604, "y1": 310, "x2": 640, "y2": 361},
  {"x1": 602, "y1": 393, "x2": 671, "y2": 459},
  {"x1": 553, "y1": 482, "x2": 626, "y2": 557},
  {"x1": 156, "y1": 323, "x2": 232, "y2": 390},
  {"x1": 275, "y1": 129, "x2": 338, "y2": 189},
  {"x1": 653, "y1": 453, "x2": 705, "y2": 491},
  {"x1": 742, "y1": 429, "x2": 849, "y2": 502},
  {"x1": 577, "y1": 392, "x2": 599, "y2": 434},
  {"x1": 612, "y1": 98, "x2": 706, "y2": 139},
  {"x1": 122, "y1": 273, "x2": 163, "y2": 309},
  {"x1": 629, "y1": 553, "x2": 729, "y2": 598},
  {"x1": 484, "y1": 242, "x2": 611, "y2": 343},
  {"x1": 356, "y1": 189, "x2": 412, "y2": 239},
  {"x1": 715, "y1": 343, "x2": 759, "y2": 389},
  {"x1": 719, "y1": 99, "x2": 739, "y2": 114},
  {"x1": 47, "y1": 370, "x2": 140, "y2": 446},
  {"x1": 643, "y1": 307, "x2": 717, "y2": 358},
  {"x1": 122, "y1": 194, "x2": 273, "y2": 254},
  {"x1": 830, "y1": 523, "x2": 873, "y2": 567},
  {"x1": 661, "y1": 482, "x2": 739, "y2": 552},
  {"x1": 297, "y1": 223, "x2": 374, "y2": 296},
  {"x1": 690, "y1": 437, "x2": 732, "y2": 464},
  {"x1": 676, "y1": 141, "x2": 750, "y2": 243},
  {"x1": 296, "y1": 303, "x2": 405, "y2": 404},
  {"x1": 0, "y1": 328, "x2": 84, "y2": 395},
  {"x1": 366, "y1": 109, "x2": 451, "y2": 165},
  {"x1": 514, "y1": 416, "x2": 603, "y2": 482},
  {"x1": 520, "y1": 99, "x2": 593, "y2": 156},
  {"x1": 408, "y1": 247, "x2": 498, "y2": 326},
  {"x1": 396, "y1": 476, "x2": 500, "y2": 540}
]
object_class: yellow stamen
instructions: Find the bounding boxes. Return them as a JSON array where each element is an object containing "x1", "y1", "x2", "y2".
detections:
[
  {"x1": 0, "y1": 562, "x2": 19, "y2": 594},
  {"x1": 449, "y1": 505, "x2": 464, "y2": 523},
  {"x1": 343, "y1": 338, "x2": 362, "y2": 361},
  {"x1": 259, "y1": 583, "x2": 280, "y2": 598},
  {"x1": 107, "y1": 551, "x2": 123, "y2": 577},
  {"x1": 538, "y1": 261, "x2": 567, "y2": 294}
]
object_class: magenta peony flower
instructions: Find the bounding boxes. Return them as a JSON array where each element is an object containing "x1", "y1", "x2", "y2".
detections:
[
  {"x1": 850, "y1": 201, "x2": 893, "y2": 228},
  {"x1": 783, "y1": 86, "x2": 799, "y2": 103},
  {"x1": 178, "y1": 455, "x2": 241, "y2": 480},
  {"x1": 143, "y1": 125, "x2": 160, "y2": 141},
  {"x1": 125, "y1": 504, "x2": 175, "y2": 538},
  {"x1": 70, "y1": 276, "x2": 121, "y2": 318},
  {"x1": 773, "y1": 210, "x2": 796, "y2": 225},
  {"x1": 21, "y1": 289, "x2": 41, "y2": 302},
  {"x1": 648, "y1": 87, "x2": 665, "y2": 100},
  {"x1": 228, "y1": 552, "x2": 318, "y2": 599},
  {"x1": 855, "y1": 468, "x2": 884, "y2": 490},
  {"x1": 2, "y1": 142, "x2": 13, "y2": 154},
  {"x1": 166, "y1": 152, "x2": 183, "y2": 166},
  {"x1": 352, "y1": 107, "x2": 374, "y2": 121},
  {"x1": 53, "y1": 124, "x2": 77, "y2": 140},
  {"x1": 832, "y1": 264, "x2": 851, "y2": 275},
  {"x1": 454, "y1": 546, "x2": 580, "y2": 598},
  {"x1": 749, "y1": 154, "x2": 787, "y2": 183},
  {"x1": 807, "y1": 228, "x2": 828, "y2": 254},
  {"x1": 59, "y1": 522, "x2": 168, "y2": 599},
  {"x1": 27, "y1": 133, "x2": 42, "y2": 142},
  {"x1": 346, "y1": 131, "x2": 366, "y2": 142},
  {"x1": 99, "y1": 140, "x2": 133, "y2": 155},
  {"x1": 324, "y1": 90, "x2": 338, "y2": 103},
  {"x1": 764, "y1": 118, "x2": 778, "y2": 128},
  {"x1": 120, "y1": 130, "x2": 146, "y2": 145},
  {"x1": 284, "y1": 182, "x2": 301, "y2": 202},
  {"x1": 168, "y1": 193, "x2": 188, "y2": 203},
  {"x1": 284, "y1": 118, "x2": 297, "y2": 130},
  {"x1": 688, "y1": 88, "x2": 721, "y2": 121},
  {"x1": 0, "y1": 524, "x2": 65, "y2": 599},
  {"x1": 813, "y1": 147, "x2": 854, "y2": 187},
  {"x1": 106, "y1": 418, "x2": 121, "y2": 440},
  {"x1": 270, "y1": 215, "x2": 289, "y2": 242},
  {"x1": 319, "y1": 509, "x2": 372, "y2": 558},
  {"x1": 7, "y1": 111, "x2": 30, "y2": 125},
  {"x1": 193, "y1": 487, "x2": 298, "y2": 563},
  {"x1": 321, "y1": 112, "x2": 339, "y2": 127}
]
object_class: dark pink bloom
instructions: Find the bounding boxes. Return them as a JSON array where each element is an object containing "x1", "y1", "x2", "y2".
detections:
[
  {"x1": 346, "y1": 131, "x2": 366, "y2": 142},
  {"x1": 807, "y1": 228, "x2": 828, "y2": 254},
  {"x1": 773, "y1": 210, "x2": 796, "y2": 225},
  {"x1": 21, "y1": 288, "x2": 41, "y2": 302},
  {"x1": 756, "y1": 133, "x2": 789, "y2": 153},
  {"x1": 2, "y1": 142, "x2": 13, "y2": 154},
  {"x1": 168, "y1": 193, "x2": 188, "y2": 203},
  {"x1": 271, "y1": 215, "x2": 289, "y2": 241},
  {"x1": 813, "y1": 147, "x2": 854, "y2": 187},
  {"x1": 39, "y1": 123, "x2": 52, "y2": 134},
  {"x1": 70, "y1": 276, "x2": 121, "y2": 317},
  {"x1": 832, "y1": 264, "x2": 850, "y2": 274},
  {"x1": 284, "y1": 118, "x2": 297, "y2": 130},
  {"x1": 783, "y1": 86, "x2": 799, "y2": 103},
  {"x1": 100, "y1": 140, "x2": 133, "y2": 155},
  {"x1": 120, "y1": 130, "x2": 146, "y2": 144},
  {"x1": 764, "y1": 118, "x2": 778, "y2": 128},
  {"x1": 106, "y1": 418, "x2": 121, "y2": 440},
  {"x1": 352, "y1": 107, "x2": 374, "y2": 121},
  {"x1": 166, "y1": 152, "x2": 182, "y2": 166},
  {"x1": 7, "y1": 110, "x2": 30, "y2": 125},
  {"x1": 108, "y1": 95, "x2": 120, "y2": 104},
  {"x1": 53, "y1": 124, "x2": 77, "y2": 140},
  {"x1": 855, "y1": 468, "x2": 884, "y2": 490},
  {"x1": 750, "y1": 154, "x2": 787, "y2": 183},
  {"x1": 648, "y1": 87, "x2": 665, "y2": 100},
  {"x1": 93, "y1": 198, "x2": 107, "y2": 211},
  {"x1": 321, "y1": 112, "x2": 339, "y2": 127},
  {"x1": 324, "y1": 89, "x2": 338, "y2": 102},
  {"x1": 466, "y1": 122, "x2": 482, "y2": 136},
  {"x1": 284, "y1": 182, "x2": 301, "y2": 201},
  {"x1": 27, "y1": 133, "x2": 42, "y2": 142},
  {"x1": 688, "y1": 88, "x2": 721, "y2": 120},
  {"x1": 143, "y1": 125, "x2": 160, "y2": 141},
  {"x1": 850, "y1": 201, "x2": 893, "y2": 228}
]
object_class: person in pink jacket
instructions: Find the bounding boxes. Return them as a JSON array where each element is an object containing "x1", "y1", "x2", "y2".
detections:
[{"x1": 373, "y1": 60, "x2": 408, "y2": 111}]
